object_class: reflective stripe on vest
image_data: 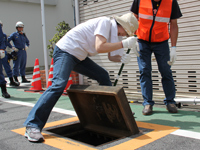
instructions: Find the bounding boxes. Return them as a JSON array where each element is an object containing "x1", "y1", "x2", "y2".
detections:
[{"x1": 137, "y1": 0, "x2": 172, "y2": 42}]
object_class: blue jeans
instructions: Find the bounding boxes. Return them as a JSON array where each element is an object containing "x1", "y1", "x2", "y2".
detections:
[
  {"x1": 137, "y1": 40, "x2": 176, "y2": 106},
  {"x1": 24, "y1": 46, "x2": 112, "y2": 130}
]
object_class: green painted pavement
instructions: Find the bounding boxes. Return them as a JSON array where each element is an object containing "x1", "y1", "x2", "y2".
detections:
[
  {"x1": 129, "y1": 104, "x2": 200, "y2": 133},
  {"x1": 5, "y1": 87, "x2": 200, "y2": 133}
]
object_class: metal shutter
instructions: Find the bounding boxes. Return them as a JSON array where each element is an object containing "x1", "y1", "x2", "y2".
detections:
[{"x1": 78, "y1": 0, "x2": 200, "y2": 100}]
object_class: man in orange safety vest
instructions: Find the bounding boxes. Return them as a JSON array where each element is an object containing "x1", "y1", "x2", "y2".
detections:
[{"x1": 130, "y1": 0, "x2": 182, "y2": 115}]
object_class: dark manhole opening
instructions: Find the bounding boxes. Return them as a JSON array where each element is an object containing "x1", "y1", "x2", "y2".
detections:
[
  {"x1": 46, "y1": 85, "x2": 139, "y2": 146},
  {"x1": 47, "y1": 123, "x2": 121, "y2": 146}
]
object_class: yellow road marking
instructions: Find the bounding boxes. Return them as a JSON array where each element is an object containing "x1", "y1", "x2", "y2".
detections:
[
  {"x1": 12, "y1": 117, "x2": 179, "y2": 150},
  {"x1": 105, "y1": 121, "x2": 179, "y2": 150}
]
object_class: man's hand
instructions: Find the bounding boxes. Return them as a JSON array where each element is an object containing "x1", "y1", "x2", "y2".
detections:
[
  {"x1": 122, "y1": 36, "x2": 137, "y2": 49},
  {"x1": 121, "y1": 53, "x2": 131, "y2": 64},
  {"x1": 0, "y1": 50, "x2": 5, "y2": 59},
  {"x1": 168, "y1": 46, "x2": 177, "y2": 66},
  {"x1": 12, "y1": 47, "x2": 19, "y2": 52},
  {"x1": 25, "y1": 46, "x2": 28, "y2": 51},
  {"x1": 122, "y1": 37, "x2": 139, "y2": 57}
]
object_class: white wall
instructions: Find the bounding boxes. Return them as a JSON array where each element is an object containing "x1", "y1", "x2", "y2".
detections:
[{"x1": 0, "y1": 0, "x2": 74, "y2": 68}]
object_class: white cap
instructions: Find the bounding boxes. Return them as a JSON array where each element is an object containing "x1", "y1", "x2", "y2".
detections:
[
  {"x1": 16, "y1": 21, "x2": 24, "y2": 28},
  {"x1": 113, "y1": 13, "x2": 138, "y2": 37}
]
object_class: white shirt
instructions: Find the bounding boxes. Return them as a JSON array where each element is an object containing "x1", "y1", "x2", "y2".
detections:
[{"x1": 56, "y1": 16, "x2": 123, "y2": 61}]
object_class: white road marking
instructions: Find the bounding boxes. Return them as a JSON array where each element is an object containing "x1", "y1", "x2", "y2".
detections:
[
  {"x1": 171, "y1": 129, "x2": 200, "y2": 140},
  {"x1": 0, "y1": 98, "x2": 77, "y2": 116}
]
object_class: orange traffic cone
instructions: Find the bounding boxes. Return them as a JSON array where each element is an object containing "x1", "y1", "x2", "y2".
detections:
[
  {"x1": 47, "y1": 58, "x2": 54, "y2": 88},
  {"x1": 64, "y1": 74, "x2": 73, "y2": 91},
  {"x1": 25, "y1": 58, "x2": 44, "y2": 92},
  {"x1": 63, "y1": 74, "x2": 73, "y2": 95}
]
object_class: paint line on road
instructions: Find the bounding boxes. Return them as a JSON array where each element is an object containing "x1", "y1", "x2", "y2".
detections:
[
  {"x1": 105, "y1": 122, "x2": 179, "y2": 150},
  {"x1": 171, "y1": 129, "x2": 200, "y2": 140},
  {"x1": 52, "y1": 107, "x2": 77, "y2": 116},
  {"x1": 1, "y1": 98, "x2": 35, "y2": 107},
  {"x1": 12, "y1": 118, "x2": 179, "y2": 150},
  {"x1": 1, "y1": 98, "x2": 77, "y2": 116}
]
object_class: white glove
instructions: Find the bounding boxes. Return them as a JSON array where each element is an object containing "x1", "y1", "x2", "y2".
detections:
[
  {"x1": 122, "y1": 37, "x2": 139, "y2": 57},
  {"x1": 0, "y1": 50, "x2": 5, "y2": 59},
  {"x1": 121, "y1": 53, "x2": 131, "y2": 64},
  {"x1": 25, "y1": 46, "x2": 28, "y2": 51},
  {"x1": 122, "y1": 36, "x2": 137, "y2": 49},
  {"x1": 131, "y1": 41, "x2": 140, "y2": 57},
  {"x1": 168, "y1": 46, "x2": 177, "y2": 66},
  {"x1": 12, "y1": 47, "x2": 19, "y2": 52}
]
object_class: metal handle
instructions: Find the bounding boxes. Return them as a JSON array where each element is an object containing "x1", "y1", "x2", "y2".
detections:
[{"x1": 113, "y1": 48, "x2": 131, "y2": 86}]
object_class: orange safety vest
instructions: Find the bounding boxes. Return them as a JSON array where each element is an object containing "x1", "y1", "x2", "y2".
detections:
[{"x1": 136, "y1": 0, "x2": 172, "y2": 42}]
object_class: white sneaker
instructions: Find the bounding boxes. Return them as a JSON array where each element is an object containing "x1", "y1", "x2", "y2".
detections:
[{"x1": 25, "y1": 127, "x2": 44, "y2": 142}]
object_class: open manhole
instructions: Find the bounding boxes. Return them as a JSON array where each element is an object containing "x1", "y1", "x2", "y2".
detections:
[
  {"x1": 47, "y1": 85, "x2": 139, "y2": 146},
  {"x1": 47, "y1": 122, "x2": 122, "y2": 146}
]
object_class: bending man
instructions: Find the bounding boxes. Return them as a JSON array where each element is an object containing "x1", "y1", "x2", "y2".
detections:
[{"x1": 24, "y1": 13, "x2": 139, "y2": 142}]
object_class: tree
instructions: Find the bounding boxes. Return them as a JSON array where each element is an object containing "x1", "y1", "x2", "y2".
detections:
[{"x1": 47, "y1": 21, "x2": 71, "y2": 58}]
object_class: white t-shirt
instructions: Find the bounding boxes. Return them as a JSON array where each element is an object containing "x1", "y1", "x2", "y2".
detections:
[{"x1": 56, "y1": 17, "x2": 123, "y2": 61}]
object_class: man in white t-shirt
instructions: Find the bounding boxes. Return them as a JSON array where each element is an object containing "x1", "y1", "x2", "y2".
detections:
[{"x1": 23, "y1": 13, "x2": 139, "y2": 142}]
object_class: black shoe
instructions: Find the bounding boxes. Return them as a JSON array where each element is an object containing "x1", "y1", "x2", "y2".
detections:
[
  {"x1": 22, "y1": 79, "x2": 31, "y2": 83},
  {"x1": 142, "y1": 105, "x2": 153, "y2": 115},
  {"x1": 9, "y1": 77, "x2": 20, "y2": 86},
  {"x1": 10, "y1": 81, "x2": 20, "y2": 86},
  {"x1": 21, "y1": 76, "x2": 31, "y2": 83},
  {"x1": 166, "y1": 104, "x2": 178, "y2": 113},
  {"x1": 2, "y1": 92, "x2": 11, "y2": 98},
  {"x1": 0, "y1": 84, "x2": 11, "y2": 98},
  {"x1": 14, "y1": 76, "x2": 19, "y2": 83}
]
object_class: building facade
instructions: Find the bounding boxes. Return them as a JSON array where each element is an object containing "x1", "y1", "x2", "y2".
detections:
[
  {"x1": 0, "y1": 0, "x2": 75, "y2": 68},
  {"x1": 77, "y1": 0, "x2": 200, "y2": 98},
  {"x1": 1, "y1": 0, "x2": 199, "y2": 98}
]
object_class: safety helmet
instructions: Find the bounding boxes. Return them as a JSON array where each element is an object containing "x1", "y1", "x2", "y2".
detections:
[{"x1": 16, "y1": 21, "x2": 24, "y2": 28}]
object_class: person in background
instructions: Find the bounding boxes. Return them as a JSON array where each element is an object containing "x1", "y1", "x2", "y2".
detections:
[
  {"x1": 130, "y1": 0, "x2": 182, "y2": 115},
  {"x1": 0, "y1": 21, "x2": 20, "y2": 86},
  {"x1": 0, "y1": 20, "x2": 11, "y2": 98},
  {"x1": 8, "y1": 21, "x2": 30, "y2": 83},
  {"x1": 23, "y1": 13, "x2": 139, "y2": 142}
]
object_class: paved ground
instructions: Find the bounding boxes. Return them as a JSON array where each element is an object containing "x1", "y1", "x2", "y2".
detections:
[{"x1": 0, "y1": 75, "x2": 200, "y2": 150}]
